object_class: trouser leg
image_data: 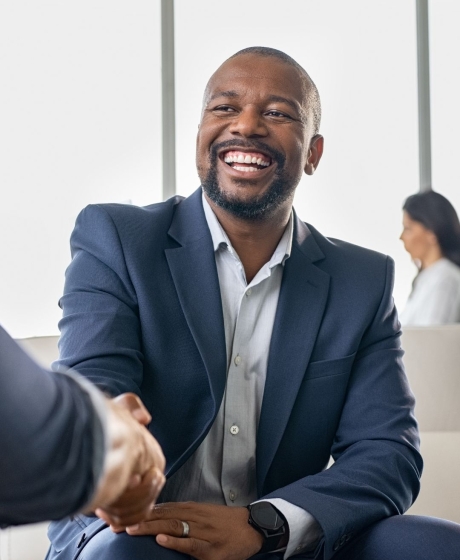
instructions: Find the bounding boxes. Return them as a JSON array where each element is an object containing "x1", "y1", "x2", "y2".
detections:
[
  {"x1": 78, "y1": 527, "x2": 190, "y2": 560},
  {"x1": 333, "y1": 515, "x2": 460, "y2": 560}
]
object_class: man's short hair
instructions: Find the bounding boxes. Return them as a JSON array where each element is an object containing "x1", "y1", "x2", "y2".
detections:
[{"x1": 229, "y1": 46, "x2": 322, "y2": 135}]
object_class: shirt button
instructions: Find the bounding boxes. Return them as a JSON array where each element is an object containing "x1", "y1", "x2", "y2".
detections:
[
  {"x1": 246, "y1": 288, "x2": 252, "y2": 296},
  {"x1": 229, "y1": 490, "x2": 236, "y2": 501},
  {"x1": 234, "y1": 354, "x2": 242, "y2": 366},
  {"x1": 230, "y1": 425, "x2": 239, "y2": 435}
]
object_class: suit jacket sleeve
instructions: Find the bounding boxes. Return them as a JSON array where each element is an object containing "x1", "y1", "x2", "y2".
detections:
[
  {"x1": 262, "y1": 257, "x2": 422, "y2": 559},
  {"x1": 0, "y1": 326, "x2": 105, "y2": 525},
  {"x1": 56, "y1": 204, "x2": 144, "y2": 396}
]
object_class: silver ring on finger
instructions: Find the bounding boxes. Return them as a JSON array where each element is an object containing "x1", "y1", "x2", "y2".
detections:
[{"x1": 180, "y1": 520, "x2": 190, "y2": 538}]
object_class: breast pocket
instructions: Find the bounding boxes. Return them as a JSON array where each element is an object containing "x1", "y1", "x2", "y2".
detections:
[{"x1": 305, "y1": 352, "x2": 356, "y2": 380}]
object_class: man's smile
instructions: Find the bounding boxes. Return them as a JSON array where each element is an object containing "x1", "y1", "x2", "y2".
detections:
[
  {"x1": 222, "y1": 150, "x2": 271, "y2": 173},
  {"x1": 216, "y1": 146, "x2": 277, "y2": 179}
]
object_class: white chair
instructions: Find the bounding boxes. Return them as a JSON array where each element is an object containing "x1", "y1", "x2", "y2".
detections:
[
  {"x1": 402, "y1": 325, "x2": 460, "y2": 523},
  {"x1": 0, "y1": 336, "x2": 59, "y2": 560}
]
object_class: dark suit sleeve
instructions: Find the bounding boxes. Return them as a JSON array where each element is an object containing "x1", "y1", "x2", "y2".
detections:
[
  {"x1": 55, "y1": 204, "x2": 143, "y2": 396},
  {"x1": 262, "y1": 257, "x2": 422, "y2": 559},
  {"x1": 0, "y1": 326, "x2": 105, "y2": 525}
]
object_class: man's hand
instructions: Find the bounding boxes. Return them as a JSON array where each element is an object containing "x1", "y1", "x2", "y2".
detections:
[
  {"x1": 95, "y1": 467, "x2": 164, "y2": 529},
  {"x1": 87, "y1": 393, "x2": 166, "y2": 525},
  {"x1": 125, "y1": 502, "x2": 264, "y2": 560}
]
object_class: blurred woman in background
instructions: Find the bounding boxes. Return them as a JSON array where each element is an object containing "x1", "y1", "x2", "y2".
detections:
[{"x1": 400, "y1": 190, "x2": 460, "y2": 326}]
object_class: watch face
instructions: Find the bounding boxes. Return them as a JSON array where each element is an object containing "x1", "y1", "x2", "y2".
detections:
[{"x1": 252, "y1": 502, "x2": 284, "y2": 530}]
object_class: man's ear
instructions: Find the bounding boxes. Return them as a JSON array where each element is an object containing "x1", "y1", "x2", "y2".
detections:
[{"x1": 304, "y1": 134, "x2": 324, "y2": 175}]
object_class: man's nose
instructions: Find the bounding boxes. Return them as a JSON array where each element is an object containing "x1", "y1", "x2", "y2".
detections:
[{"x1": 228, "y1": 107, "x2": 268, "y2": 137}]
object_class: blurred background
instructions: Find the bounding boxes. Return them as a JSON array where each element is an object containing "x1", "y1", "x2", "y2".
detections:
[{"x1": 1, "y1": 0, "x2": 459, "y2": 338}]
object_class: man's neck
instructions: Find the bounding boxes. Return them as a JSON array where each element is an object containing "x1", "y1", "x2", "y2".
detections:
[{"x1": 205, "y1": 195, "x2": 292, "y2": 284}]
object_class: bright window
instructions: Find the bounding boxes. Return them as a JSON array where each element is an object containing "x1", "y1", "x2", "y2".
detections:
[{"x1": 0, "y1": 1, "x2": 162, "y2": 337}]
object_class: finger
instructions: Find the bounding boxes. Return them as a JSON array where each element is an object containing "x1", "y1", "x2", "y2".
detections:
[
  {"x1": 147, "y1": 502, "x2": 204, "y2": 522},
  {"x1": 95, "y1": 510, "x2": 126, "y2": 533},
  {"x1": 112, "y1": 393, "x2": 152, "y2": 425},
  {"x1": 110, "y1": 525, "x2": 127, "y2": 534},
  {"x1": 96, "y1": 501, "x2": 153, "y2": 530},
  {"x1": 156, "y1": 534, "x2": 207, "y2": 558},
  {"x1": 126, "y1": 518, "x2": 187, "y2": 537},
  {"x1": 109, "y1": 468, "x2": 165, "y2": 512},
  {"x1": 128, "y1": 474, "x2": 142, "y2": 489},
  {"x1": 146, "y1": 440, "x2": 166, "y2": 474},
  {"x1": 151, "y1": 467, "x2": 166, "y2": 494},
  {"x1": 97, "y1": 469, "x2": 164, "y2": 526},
  {"x1": 99, "y1": 501, "x2": 153, "y2": 528}
]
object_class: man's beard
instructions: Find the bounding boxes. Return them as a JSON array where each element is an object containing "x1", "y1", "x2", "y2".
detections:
[{"x1": 201, "y1": 140, "x2": 296, "y2": 221}]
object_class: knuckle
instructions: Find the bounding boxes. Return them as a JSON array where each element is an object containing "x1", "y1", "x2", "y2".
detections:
[
  {"x1": 170, "y1": 519, "x2": 183, "y2": 534},
  {"x1": 190, "y1": 539, "x2": 202, "y2": 555}
]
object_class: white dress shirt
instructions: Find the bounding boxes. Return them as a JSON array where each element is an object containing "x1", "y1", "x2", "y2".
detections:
[
  {"x1": 400, "y1": 258, "x2": 460, "y2": 326},
  {"x1": 160, "y1": 194, "x2": 322, "y2": 557}
]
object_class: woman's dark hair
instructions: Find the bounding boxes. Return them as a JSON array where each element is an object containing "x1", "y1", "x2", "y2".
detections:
[{"x1": 403, "y1": 190, "x2": 460, "y2": 267}]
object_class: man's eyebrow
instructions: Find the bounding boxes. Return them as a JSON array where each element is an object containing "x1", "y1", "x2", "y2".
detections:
[
  {"x1": 207, "y1": 90, "x2": 239, "y2": 103},
  {"x1": 266, "y1": 95, "x2": 302, "y2": 114}
]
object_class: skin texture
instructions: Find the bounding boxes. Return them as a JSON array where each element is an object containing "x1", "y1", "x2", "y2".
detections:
[
  {"x1": 400, "y1": 211, "x2": 443, "y2": 269},
  {"x1": 126, "y1": 503, "x2": 264, "y2": 560},
  {"x1": 100, "y1": 52, "x2": 324, "y2": 560},
  {"x1": 90, "y1": 393, "x2": 166, "y2": 527}
]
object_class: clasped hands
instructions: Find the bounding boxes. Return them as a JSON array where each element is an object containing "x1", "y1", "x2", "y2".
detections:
[{"x1": 86, "y1": 392, "x2": 166, "y2": 525}]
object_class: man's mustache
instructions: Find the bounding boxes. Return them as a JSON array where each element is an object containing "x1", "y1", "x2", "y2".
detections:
[{"x1": 210, "y1": 139, "x2": 285, "y2": 168}]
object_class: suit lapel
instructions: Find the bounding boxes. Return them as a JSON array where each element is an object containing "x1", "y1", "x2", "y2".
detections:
[
  {"x1": 165, "y1": 189, "x2": 227, "y2": 414},
  {"x1": 257, "y1": 214, "x2": 330, "y2": 491}
]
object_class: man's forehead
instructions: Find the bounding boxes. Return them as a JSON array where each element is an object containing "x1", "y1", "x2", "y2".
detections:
[{"x1": 204, "y1": 54, "x2": 306, "y2": 103}]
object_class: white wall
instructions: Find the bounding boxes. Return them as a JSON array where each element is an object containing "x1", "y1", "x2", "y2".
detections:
[{"x1": 0, "y1": 1, "x2": 162, "y2": 337}]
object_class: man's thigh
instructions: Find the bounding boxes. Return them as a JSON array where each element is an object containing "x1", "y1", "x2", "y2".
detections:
[
  {"x1": 333, "y1": 515, "x2": 460, "y2": 560},
  {"x1": 78, "y1": 527, "x2": 191, "y2": 560}
]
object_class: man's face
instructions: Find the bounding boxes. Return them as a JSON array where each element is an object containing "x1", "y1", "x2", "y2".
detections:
[{"x1": 196, "y1": 54, "x2": 322, "y2": 220}]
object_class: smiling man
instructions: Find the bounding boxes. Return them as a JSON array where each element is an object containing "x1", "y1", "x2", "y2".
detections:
[{"x1": 45, "y1": 47, "x2": 460, "y2": 560}]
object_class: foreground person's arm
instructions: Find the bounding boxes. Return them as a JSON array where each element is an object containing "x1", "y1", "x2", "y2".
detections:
[{"x1": 0, "y1": 326, "x2": 165, "y2": 526}]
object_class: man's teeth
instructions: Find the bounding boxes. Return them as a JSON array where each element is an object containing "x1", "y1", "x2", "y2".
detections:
[
  {"x1": 223, "y1": 154, "x2": 270, "y2": 167},
  {"x1": 232, "y1": 166, "x2": 260, "y2": 173}
]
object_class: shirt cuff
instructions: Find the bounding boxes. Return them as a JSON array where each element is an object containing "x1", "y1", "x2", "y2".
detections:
[{"x1": 260, "y1": 498, "x2": 323, "y2": 558}]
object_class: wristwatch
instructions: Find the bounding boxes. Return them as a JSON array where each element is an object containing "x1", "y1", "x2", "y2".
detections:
[{"x1": 247, "y1": 502, "x2": 288, "y2": 553}]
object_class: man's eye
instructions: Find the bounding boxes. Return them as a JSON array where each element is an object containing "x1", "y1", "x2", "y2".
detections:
[
  {"x1": 266, "y1": 110, "x2": 292, "y2": 119},
  {"x1": 213, "y1": 106, "x2": 236, "y2": 113}
]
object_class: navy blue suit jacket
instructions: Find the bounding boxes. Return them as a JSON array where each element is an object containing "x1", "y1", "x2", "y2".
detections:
[
  {"x1": 50, "y1": 188, "x2": 421, "y2": 559},
  {"x1": 0, "y1": 326, "x2": 100, "y2": 525}
]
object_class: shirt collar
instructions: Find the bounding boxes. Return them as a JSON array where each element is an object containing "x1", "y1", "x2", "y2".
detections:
[{"x1": 202, "y1": 192, "x2": 293, "y2": 267}]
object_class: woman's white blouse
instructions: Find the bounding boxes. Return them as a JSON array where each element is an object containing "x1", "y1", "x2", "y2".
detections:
[{"x1": 400, "y1": 258, "x2": 460, "y2": 326}]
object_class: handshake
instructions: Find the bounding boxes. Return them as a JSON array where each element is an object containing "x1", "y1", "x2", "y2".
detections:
[
  {"x1": 0, "y1": 326, "x2": 165, "y2": 528},
  {"x1": 87, "y1": 393, "x2": 166, "y2": 529}
]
